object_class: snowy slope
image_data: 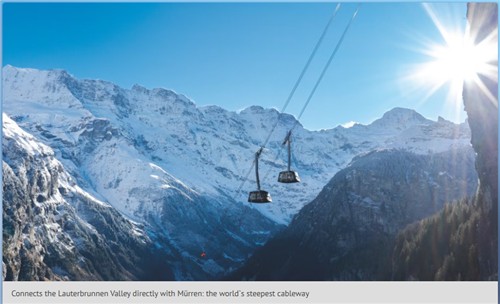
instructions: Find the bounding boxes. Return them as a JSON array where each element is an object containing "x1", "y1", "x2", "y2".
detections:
[{"x1": 2, "y1": 114, "x2": 173, "y2": 280}]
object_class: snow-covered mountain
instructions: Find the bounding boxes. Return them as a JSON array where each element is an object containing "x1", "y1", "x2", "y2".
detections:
[
  {"x1": 2, "y1": 65, "x2": 473, "y2": 279},
  {"x1": 3, "y1": 65, "x2": 471, "y2": 223}
]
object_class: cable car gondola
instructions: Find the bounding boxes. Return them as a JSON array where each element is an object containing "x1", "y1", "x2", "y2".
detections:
[
  {"x1": 248, "y1": 148, "x2": 272, "y2": 203},
  {"x1": 278, "y1": 131, "x2": 300, "y2": 183}
]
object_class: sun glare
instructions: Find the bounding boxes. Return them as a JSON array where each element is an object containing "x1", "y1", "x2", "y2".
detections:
[
  {"x1": 405, "y1": 4, "x2": 498, "y2": 117},
  {"x1": 426, "y1": 33, "x2": 485, "y2": 83}
]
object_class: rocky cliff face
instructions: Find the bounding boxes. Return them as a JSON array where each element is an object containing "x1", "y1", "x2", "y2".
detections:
[
  {"x1": 463, "y1": 2, "x2": 498, "y2": 279},
  {"x1": 231, "y1": 148, "x2": 477, "y2": 280},
  {"x1": 464, "y1": 2, "x2": 498, "y2": 217},
  {"x1": 463, "y1": 3, "x2": 498, "y2": 213}
]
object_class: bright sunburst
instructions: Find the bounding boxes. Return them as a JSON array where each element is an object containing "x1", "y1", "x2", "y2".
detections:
[
  {"x1": 424, "y1": 32, "x2": 487, "y2": 83},
  {"x1": 406, "y1": 3, "x2": 498, "y2": 118}
]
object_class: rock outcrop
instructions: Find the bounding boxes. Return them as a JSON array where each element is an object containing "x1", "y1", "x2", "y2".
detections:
[
  {"x1": 464, "y1": 2, "x2": 498, "y2": 218},
  {"x1": 463, "y1": 2, "x2": 498, "y2": 279}
]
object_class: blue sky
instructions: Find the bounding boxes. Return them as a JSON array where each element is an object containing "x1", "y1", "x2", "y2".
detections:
[{"x1": 3, "y1": 2, "x2": 470, "y2": 130}]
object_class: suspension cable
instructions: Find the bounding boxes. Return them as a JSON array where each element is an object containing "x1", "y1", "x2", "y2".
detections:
[
  {"x1": 262, "y1": 4, "x2": 361, "y2": 182},
  {"x1": 261, "y1": 3, "x2": 342, "y2": 149},
  {"x1": 233, "y1": 3, "x2": 342, "y2": 200},
  {"x1": 292, "y1": 4, "x2": 360, "y2": 131}
]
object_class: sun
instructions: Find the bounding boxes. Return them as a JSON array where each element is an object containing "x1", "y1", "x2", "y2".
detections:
[
  {"x1": 426, "y1": 32, "x2": 486, "y2": 84},
  {"x1": 416, "y1": 30, "x2": 494, "y2": 104},
  {"x1": 405, "y1": 3, "x2": 498, "y2": 115}
]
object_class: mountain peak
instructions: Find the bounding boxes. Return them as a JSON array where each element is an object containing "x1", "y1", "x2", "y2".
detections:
[
  {"x1": 382, "y1": 107, "x2": 426, "y2": 120},
  {"x1": 370, "y1": 107, "x2": 431, "y2": 129},
  {"x1": 239, "y1": 105, "x2": 285, "y2": 117},
  {"x1": 240, "y1": 105, "x2": 266, "y2": 114},
  {"x1": 131, "y1": 84, "x2": 150, "y2": 95},
  {"x1": 3, "y1": 65, "x2": 74, "y2": 83},
  {"x1": 3, "y1": 65, "x2": 35, "y2": 77}
]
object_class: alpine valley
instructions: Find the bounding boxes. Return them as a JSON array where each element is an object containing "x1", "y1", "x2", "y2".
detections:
[{"x1": 2, "y1": 65, "x2": 478, "y2": 280}]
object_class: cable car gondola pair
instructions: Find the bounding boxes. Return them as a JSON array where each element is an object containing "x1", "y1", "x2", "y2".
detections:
[
  {"x1": 245, "y1": 5, "x2": 360, "y2": 204},
  {"x1": 248, "y1": 131, "x2": 300, "y2": 204}
]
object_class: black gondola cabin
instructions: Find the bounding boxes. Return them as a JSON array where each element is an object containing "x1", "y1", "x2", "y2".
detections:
[
  {"x1": 248, "y1": 190, "x2": 272, "y2": 203},
  {"x1": 278, "y1": 170, "x2": 300, "y2": 183}
]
